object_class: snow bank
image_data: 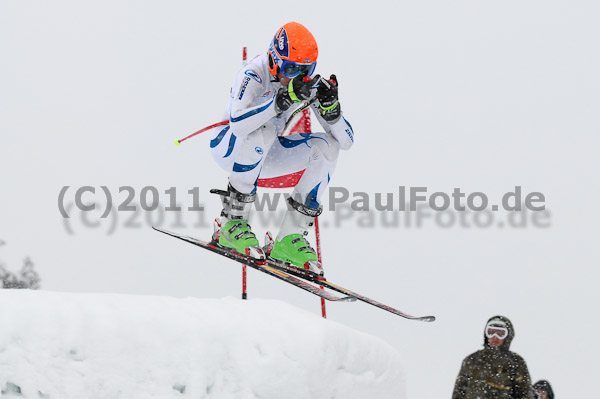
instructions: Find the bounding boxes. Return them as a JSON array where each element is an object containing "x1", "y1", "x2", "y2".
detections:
[{"x1": 0, "y1": 290, "x2": 405, "y2": 399}]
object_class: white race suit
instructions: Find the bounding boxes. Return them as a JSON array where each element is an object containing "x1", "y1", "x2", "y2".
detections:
[{"x1": 210, "y1": 53, "x2": 354, "y2": 209}]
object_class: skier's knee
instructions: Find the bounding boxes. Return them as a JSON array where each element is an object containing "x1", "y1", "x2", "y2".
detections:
[{"x1": 311, "y1": 136, "x2": 339, "y2": 162}]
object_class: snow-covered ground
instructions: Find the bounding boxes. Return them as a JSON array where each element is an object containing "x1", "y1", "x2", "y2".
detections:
[{"x1": 0, "y1": 290, "x2": 404, "y2": 399}]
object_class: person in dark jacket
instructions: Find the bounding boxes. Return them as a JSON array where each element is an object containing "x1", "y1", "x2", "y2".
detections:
[
  {"x1": 452, "y1": 315, "x2": 533, "y2": 399},
  {"x1": 532, "y1": 380, "x2": 554, "y2": 399}
]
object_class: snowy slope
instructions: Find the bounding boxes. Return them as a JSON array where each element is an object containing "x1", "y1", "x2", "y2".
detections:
[{"x1": 0, "y1": 290, "x2": 404, "y2": 399}]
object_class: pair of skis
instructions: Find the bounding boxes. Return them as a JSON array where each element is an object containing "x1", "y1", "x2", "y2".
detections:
[{"x1": 153, "y1": 227, "x2": 435, "y2": 322}]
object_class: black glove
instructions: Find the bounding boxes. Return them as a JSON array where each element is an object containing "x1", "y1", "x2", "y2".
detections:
[
  {"x1": 275, "y1": 71, "x2": 320, "y2": 113},
  {"x1": 317, "y1": 74, "x2": 341, "y2": 123}
]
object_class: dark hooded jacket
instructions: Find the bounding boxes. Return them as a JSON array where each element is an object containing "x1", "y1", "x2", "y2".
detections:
[
  {"x1": 452, "y1": 315, "x2": 533, "y2": 399},
  {"x1": 532, "y1": 380, "x2": 554, "y2": 399}
]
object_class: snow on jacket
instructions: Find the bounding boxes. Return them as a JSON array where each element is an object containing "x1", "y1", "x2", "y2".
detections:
[{"x1": 452, "y1": 315, "x2": 533, "y2": 399}]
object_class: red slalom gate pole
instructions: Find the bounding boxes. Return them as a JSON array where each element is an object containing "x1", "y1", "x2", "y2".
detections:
[
  {"x1": 242, "y1": 266, "x2": 247, "y2": 300},
  {"x1": 315, "y1": 216, "x2": 326, "y2": 318},
  {"x1": 241, "y1": 46, "x2": 248, "y2": 301}
]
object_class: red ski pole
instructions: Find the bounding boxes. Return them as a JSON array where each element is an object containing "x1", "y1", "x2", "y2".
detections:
[{"x1": 174, "y1": 120, "x2": 229, "y2": 146}]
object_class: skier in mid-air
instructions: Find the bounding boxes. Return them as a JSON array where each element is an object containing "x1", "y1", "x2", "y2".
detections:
[
  {"x1": 156, "y1": 32, "x2": 430, "y2": 319},
  {"x1": 209, "y1": 22, "x2": 354, "y2": 275},
  {"x1": 157, "y1": 24, "x2": 431, "y2": 319}
]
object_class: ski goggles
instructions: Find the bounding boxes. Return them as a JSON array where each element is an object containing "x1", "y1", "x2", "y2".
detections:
[
  {"x1": 485, "y1": 325, "x2": 508, "y2": 339},
  {"x1": 280, "y1": 60, "x2": 317, "y2": 78}
]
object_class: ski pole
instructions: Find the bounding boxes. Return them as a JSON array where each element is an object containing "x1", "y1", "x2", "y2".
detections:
[
  {"x1": 282, "y1": 96, "x2": 317, "y2": 134},
  {"x1": 281, "y1": 75, "x2": 328, "y2": 135},
  {"x1": 175, "y1": 49, "x2": 251, "y2": 146},
  {"x1": 174, "y1": 120, "x2": 229, "y2": 146},
  {"x1": 178, "y1": 68, "x2": 324, "y2": 145}
]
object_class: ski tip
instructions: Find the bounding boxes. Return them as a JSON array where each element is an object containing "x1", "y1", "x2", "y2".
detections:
[
  {"x1": 152, "y1": 226, "x2": 175, "y2": 236},
  {"x1": 418, "y1": 315, "x2": 436, "y2": 322}
]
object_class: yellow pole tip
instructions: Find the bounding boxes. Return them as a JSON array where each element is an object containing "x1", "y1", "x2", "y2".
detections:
[{"x1": 174, "y1": 139, "x2": 181, "y2": 146}]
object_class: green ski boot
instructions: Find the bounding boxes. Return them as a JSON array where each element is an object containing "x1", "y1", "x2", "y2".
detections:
[
  {"x1": 269, "y1": 197, "x2": 324, "y2": 276},
  {"x1": 211, "y1": 185, "x2": 264, "y2": 260}
]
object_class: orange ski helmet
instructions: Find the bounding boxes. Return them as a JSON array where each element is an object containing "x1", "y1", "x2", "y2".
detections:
[{"x1": 268, "y1": 22, "x2": 318, "y2": 78}]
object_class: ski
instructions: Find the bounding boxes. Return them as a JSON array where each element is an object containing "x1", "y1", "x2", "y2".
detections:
[
  {"x1": 317, "y1": 279, "x2": 435, "y2": 322},
  {"x1": 264, "y1": 258, "x2": 436, "y2": 322},
  {"x1": 152, "y1": 227, "x2": 355, "y2": 302}
]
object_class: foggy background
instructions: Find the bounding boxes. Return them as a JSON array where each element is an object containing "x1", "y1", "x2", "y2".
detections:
[{"x1": 1, "y1": 1, "x2": 598, "y2": 397}]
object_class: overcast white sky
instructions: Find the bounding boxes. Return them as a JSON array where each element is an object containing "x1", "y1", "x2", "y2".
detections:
[{"x1": 1, "y1": 1, "x2": 599, "y2": 397}]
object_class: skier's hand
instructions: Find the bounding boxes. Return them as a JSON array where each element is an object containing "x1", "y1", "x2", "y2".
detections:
[
  {"x1": 290, "y1": 71, "x2": 320, "y2": 102},
  {"x1": 275, "y1": 71, "x2": 320, "y2": 113},
  {"x1": 274, "y1": 87, "x2": 294, "y2": 113},
  {"x1": 317, "y1": 74, "x2": 341, "y2": 123}
]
